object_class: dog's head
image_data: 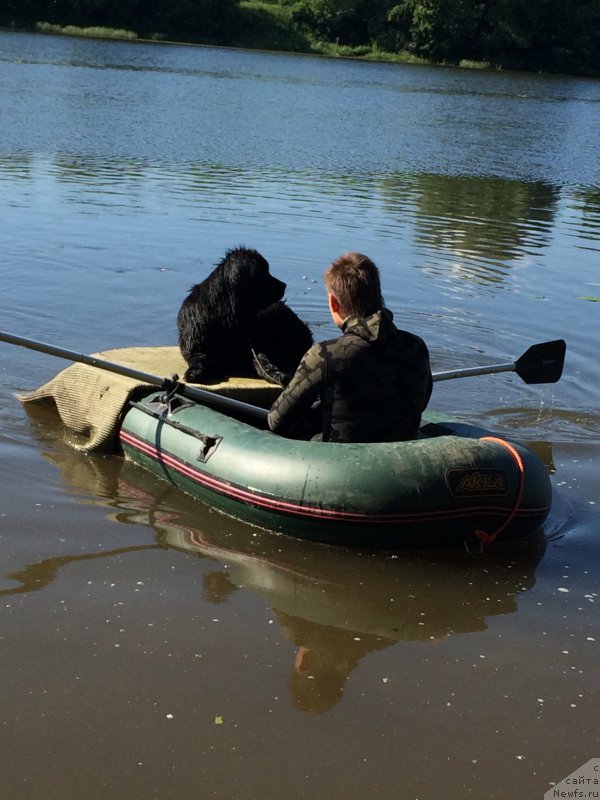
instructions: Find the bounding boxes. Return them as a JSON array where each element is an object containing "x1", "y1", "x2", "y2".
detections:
[{"x1": 218, "y1": 247, "x2": 285, "y2": 314}]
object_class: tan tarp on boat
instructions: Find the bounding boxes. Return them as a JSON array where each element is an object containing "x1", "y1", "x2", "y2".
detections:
[{"x1": 19, "y1": 346, "x2": 280, "y2": 453}]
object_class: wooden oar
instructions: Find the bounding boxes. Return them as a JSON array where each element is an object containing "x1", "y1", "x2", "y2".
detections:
[{"x1": 0, "y1": 332, "x2": 566, "y2": 424}]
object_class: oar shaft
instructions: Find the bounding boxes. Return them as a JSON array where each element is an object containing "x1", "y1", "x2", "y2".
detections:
[
  {"x1": 433, "y1": 362, "x2": 515, "y2": 382},
  {"x1": 1, "y1": 330, "x2": 166, "y2": 384},
  {"x1": 0, "y1": 330, "x2": 269, "y2": 422},
  {"x1": 1, "y1": 330, "x2": 564, "y2": 422},
  {"x1": 179, "y1": 385, "x2": 268, "y2": 421}
]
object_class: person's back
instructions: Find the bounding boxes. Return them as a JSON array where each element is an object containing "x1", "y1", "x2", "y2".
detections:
[
  {"x1": 268, "y1": 252, "x2": 432, "y2": 443},
  {"x1": 318, "y1": 308, "x2": 430, "y2": 442}
]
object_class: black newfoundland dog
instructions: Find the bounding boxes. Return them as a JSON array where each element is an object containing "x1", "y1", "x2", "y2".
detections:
[{"x1": 177, "y1": 247, "x2": 313, "y2": 385}]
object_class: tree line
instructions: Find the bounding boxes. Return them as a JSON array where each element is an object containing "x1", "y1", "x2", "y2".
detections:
[
  {"x1": 0, "y1": 0, "x2": 239, "y2": 41},
  {"x1": 291, "y1": 0, "x2": 600, "y2": 75},
  {"x1": 1, "y1": 0, "x2": 599, "y2": 77}
]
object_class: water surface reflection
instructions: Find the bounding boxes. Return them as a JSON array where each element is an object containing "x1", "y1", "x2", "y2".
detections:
[
  {"x1": 4, "y1": 152, "x2": 595, "y2": 291},
  {"x1": 4, "y1": 420, "x2": 546, "y2": 715}
]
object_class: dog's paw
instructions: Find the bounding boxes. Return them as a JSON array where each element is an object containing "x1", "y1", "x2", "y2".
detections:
[
  {"x1": 183, "y1": 358, "x2": 209, "y2": 383},
  {"x1": 182, "y1": 352, "x2": 210, "y2": 384},
  {"x1": 183, "y1": 367, "x2": 205, "y2": 384}
]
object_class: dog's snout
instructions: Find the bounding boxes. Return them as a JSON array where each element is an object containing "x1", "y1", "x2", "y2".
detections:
[{"x1": 274, "y1": 277, "x2": 286, "y2": 299}]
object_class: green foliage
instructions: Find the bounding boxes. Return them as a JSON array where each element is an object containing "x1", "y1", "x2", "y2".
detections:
[
  {"x1": 232, "y1": 2, "x2": 313, "y2": 50},
  {"x1": 291, "y1": 0, "x2": 365, "y2": 46},
  {"x1": 36, "y1": 22, "x2": 137, "y2": 38},
  {"x1": 150, "y1": 0, "x2": 239, "y2": 41},
  {"x1": 1, "y1": 0, "x2": 599, "y2": 76},
  {"x1": 407, "y1": 0, "x2": 483, "y2": 60},
  {"x1": 484, "y1": 0, "x2": 600, "y2": 74},
  {"x1": 1, "y1": 0, "x2": 239, "y2": 42}
]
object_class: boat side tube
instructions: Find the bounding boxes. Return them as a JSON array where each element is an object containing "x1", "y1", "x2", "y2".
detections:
[{"x1": 119, "y1": 392, "x2": 553, "y2": 547}]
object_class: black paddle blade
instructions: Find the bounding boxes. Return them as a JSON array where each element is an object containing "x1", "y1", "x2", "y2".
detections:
[{"x1": 515, "y1": 339, "x2": 566, "y2": 384}]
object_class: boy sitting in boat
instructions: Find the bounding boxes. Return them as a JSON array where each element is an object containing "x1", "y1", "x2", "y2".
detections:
[{"x1": 267, "y1": 252, "x2": 432, "y2": 443}]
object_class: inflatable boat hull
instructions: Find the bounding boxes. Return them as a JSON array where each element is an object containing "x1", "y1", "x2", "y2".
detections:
[{"x1": 119, "y1": 391, "x2": 552, "y2": 547}]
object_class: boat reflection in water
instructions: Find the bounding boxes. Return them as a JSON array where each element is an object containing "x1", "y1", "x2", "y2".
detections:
[
  {"x1": 157, "y1": 510, "x2": 545, "y2": 714},
  {"x1": 16, "y1": 407, "x2": 548, "y2": 713}
]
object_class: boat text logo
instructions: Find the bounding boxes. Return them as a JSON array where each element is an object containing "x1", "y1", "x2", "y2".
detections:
[{"x1": 446, "y1": 468, "x2": 508, "y2": 496}]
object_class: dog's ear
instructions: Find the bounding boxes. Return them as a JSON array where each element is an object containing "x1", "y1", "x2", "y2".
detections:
[
  {"x1": 220, "y1": 246, "x2": 262, "y2": 287},
  {"x1": 221, "y1": 246, "x2": 286, "y2": 313}
]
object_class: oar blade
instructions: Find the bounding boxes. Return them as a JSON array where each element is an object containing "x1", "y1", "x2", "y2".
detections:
[{"x1": 515, "y1": 339, "x2": 566, "y2": 384}]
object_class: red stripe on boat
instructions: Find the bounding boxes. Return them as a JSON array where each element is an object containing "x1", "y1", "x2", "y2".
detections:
[{"x1": 119, "y1": 430, "x2": 550, "y2": 526}]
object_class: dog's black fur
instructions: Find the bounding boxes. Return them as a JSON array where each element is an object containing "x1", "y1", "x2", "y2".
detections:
[{"x1": 177, "y1": 246, "x2": 313, "y2": 385}]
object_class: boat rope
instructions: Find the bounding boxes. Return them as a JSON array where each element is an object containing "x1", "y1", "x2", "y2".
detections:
[{"x1": 473, "y1": 436, "x2": 526, "y2": 547}]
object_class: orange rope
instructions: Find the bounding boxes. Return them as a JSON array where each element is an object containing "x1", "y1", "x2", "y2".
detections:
[{"x1": 473, "y1": 436, "x2": 526, "y2": 547}]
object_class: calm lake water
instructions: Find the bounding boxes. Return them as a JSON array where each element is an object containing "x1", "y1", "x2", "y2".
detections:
[{"x1": 0, "y1": 30, "x2": 599, "y2": 800}]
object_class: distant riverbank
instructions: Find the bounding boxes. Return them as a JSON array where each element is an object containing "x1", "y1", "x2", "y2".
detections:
[
  {"x1": 0, "y1": 21, "x2": 495, "y2": 75},
  {"x1": 3, "y1": 0, "x2": 599, "y2": 78}
]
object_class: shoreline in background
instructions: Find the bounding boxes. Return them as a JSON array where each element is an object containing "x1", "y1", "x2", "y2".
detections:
[
  {"x1": 8, "y1": 22, "x2": 600, "y2": 81},
  {"x1": 0, "y1": 23, "x2": 503, "y2": 75},
  {"x1": 3, "y1": 0, "x2": 599, "y2": 81}
]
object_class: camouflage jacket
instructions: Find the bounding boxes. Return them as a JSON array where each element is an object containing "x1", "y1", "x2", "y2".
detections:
[{"x1": 268, "y1": 308, "x2": 432, "y2": 443}]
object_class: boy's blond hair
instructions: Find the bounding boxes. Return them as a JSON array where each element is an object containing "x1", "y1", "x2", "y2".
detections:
[{"x1": 323, "y1": 252, "x2": 383, "y2": 318}]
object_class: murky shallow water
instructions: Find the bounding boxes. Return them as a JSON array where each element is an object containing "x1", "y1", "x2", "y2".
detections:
[{"x1": 0, "y1": 31, "x2": 599, "y2": 799}]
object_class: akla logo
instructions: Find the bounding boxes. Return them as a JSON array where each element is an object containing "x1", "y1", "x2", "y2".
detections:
[
  {"x1": 545, "y1": 758, "x2": 600, "y2": 799},
  {"x1": 447, "y1": 468, "x2": 508, "y2": 496}
]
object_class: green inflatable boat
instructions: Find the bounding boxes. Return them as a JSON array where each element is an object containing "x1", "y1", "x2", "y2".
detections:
[
  {"x1": 2, "y1": 331, "x2": 564, "y2": 549},
  {"x1": 119, "y1": 389, "x2": 552, "y2": 548}
]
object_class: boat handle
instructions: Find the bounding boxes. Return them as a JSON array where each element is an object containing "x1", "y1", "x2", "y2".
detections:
[{"x1": 128, "y1": 400, "x2": 222, "y2": 463}]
